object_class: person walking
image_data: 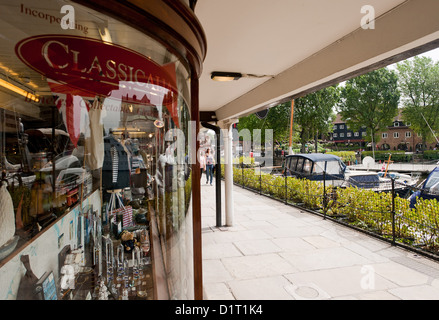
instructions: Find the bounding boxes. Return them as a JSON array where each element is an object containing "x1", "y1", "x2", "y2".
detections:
[
  {"x1": 205, "y1": 148, "x2": 214, "y2": 185},
  {"x1": 199, "y1": 150, "x2": 206, "y2": 180}
]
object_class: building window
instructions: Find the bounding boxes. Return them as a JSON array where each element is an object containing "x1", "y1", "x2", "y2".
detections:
[
  {"x1": 362, "y1": 131, "x2": 367, "y2": 137},
  {"x1": 405, "y1": 131, "x2": 411, "y2": 138},
  {"x1": 347, "y1": 132, "x2": 352, "y2": 137},
  {"x1": 382, "y1": 133, "x2": 388, "y2": 139},
  {"x1": 340, "y1": 124, "x2": 344, "y2": 129},
  {"x1": 354, "y1": 132, "x2": 359, "y2": 137},
  {"x1": 333, "y1": 133, "x2": 338, "y2": 138},
  {"x1": 394, "y1": 122, "x2": 399, "y2": 127},
  {"x1": 340, "y1": 133, "x2": 344, "y2": 138},
  {"x1": 394, "y1": 132, "x2": 399, "y2": 138}
]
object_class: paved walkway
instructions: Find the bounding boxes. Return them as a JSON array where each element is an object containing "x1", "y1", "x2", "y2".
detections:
[{"x1": 201, "y1": 180, "x2": 439, "y2": 300}]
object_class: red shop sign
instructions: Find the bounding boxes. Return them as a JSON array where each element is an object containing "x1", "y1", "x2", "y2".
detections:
[{"x1": 15, "y1": 34, "x2": 178, "y2": 101}]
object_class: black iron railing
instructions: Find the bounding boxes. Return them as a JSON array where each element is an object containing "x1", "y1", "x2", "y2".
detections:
[{"x1": 225, "y1": 164, "x2": 439, "y2": 260}]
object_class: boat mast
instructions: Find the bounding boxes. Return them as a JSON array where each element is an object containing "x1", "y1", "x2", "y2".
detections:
[{"x1": 421, "y1": 113, "x2": 439, "y2": 145}]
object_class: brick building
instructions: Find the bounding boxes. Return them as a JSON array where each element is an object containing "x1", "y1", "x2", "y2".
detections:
[
  {"x1": 377, "y1": 113, "x2": 436, "y2": 152},
  {"x1": 331, "y1": 112, "x2": 437, "y2": 151}
]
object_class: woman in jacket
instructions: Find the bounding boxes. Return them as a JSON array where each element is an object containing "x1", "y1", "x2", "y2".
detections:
[{"x1": 205, "y1": 148, "x2": 214, "y2": 185}]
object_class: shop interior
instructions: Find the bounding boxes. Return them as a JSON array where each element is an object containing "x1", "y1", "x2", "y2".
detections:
[{"x1": 0, "y1": 91, "x2": 163, "y2": 300}]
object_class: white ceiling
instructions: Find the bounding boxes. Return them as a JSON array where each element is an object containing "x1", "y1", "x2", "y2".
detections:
[
  {"x1": 195, "y1": 0, "x2": 439, "y2": 120},
  {"x1": 0, "y1": 0, "x2": 438, "y2": 125}
]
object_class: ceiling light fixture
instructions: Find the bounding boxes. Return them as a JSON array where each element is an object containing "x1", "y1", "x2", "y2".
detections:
[
  {"x1": 0, "y1": 78, "x2": 39, "y2": 102},
  {"x1": 211, "y1": 71, "x2": 274, "y2": 82}
]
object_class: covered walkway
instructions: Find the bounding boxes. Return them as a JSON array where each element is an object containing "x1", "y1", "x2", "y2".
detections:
[{"x1": 201, "y1": 181, "x2": 439, "y2": 300}]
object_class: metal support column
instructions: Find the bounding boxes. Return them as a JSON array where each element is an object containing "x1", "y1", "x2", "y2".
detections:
[{"x1": 201, "y1": 121, "x2": 222, "y2": 227}]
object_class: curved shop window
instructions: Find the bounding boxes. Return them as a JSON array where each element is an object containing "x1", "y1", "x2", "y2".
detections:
[{"x1": 0, "y1": 0, "x2": 194, "y2": 300}]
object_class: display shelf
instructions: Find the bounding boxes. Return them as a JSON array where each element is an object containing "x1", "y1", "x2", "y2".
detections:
[
  {"x1": 0, "y1": 185, "x2": 100, "y2": 269},
  {"x1": 59, "y1": 242, "x2": 154, "y2": 300}
]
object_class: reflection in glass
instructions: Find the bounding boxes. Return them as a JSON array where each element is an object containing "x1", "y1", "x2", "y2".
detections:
[{"x1": 0, "y1": 0, "x2": 194, "y2": 300}]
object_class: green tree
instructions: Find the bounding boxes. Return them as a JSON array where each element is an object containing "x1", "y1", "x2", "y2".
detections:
[
  {"x1": 396, "y1": 56, "x2": 439, "y2": 152},
  {"x1": 237, "y1": 102, "x2": 293, "y2": 144},
  {"x1": 338, "y1": 68, "x2": 400, "y2": 159},
  {"x1": 294, "y1": 86, "x2": 339, "y2": 152}
]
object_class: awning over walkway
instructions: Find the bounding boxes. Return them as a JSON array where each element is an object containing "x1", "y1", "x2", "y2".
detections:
[{"x1": 196, "y1": 0, "x2": 439, "y2": 121}]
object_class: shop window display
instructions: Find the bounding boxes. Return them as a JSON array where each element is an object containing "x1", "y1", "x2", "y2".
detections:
[{"x1": 0, "y1": 0, "x2": 194, "y2": 300}]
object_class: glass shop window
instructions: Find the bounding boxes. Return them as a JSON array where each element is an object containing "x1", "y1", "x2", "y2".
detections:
[{"x1": 0, "y1": 0, "x2": 193, "y2": 301}]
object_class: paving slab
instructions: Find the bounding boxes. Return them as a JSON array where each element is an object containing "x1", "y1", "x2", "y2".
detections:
[
  {"x1": 284, "y1": 265, "x2": 397, "y2": 298},
  {"x1": 389, "y1": 285, "x2": 439, "y2": 300},
  {"x1": 222, "y1": 253, "x2": 298, "y2": 280},
  {"x1": 233, "y1": 238, "x2": 283, "y2": 255},
  {"x1": 280, "y1": 247, "x2": 370, "y2": 272},
  {"x1": 201, "y1": 181, "x2": 439, "y2": 300},
  {"x1": 202, "y1": 242, "x2": 243, "y2": 260},
  {"x1": 372, "y1": 261, "x2": 430, "y2": 287},
  {"x1": 228, "y1": 276, "x2": 294, "y2": 300},
  {"x1": 203, "y1": 282, "x2": 235, "y2": 300}
]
